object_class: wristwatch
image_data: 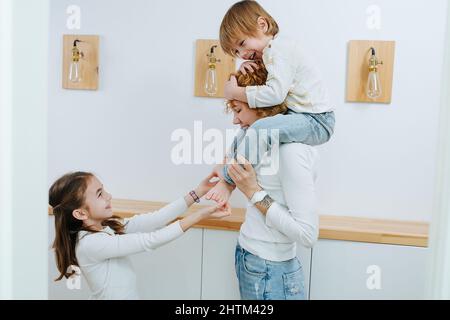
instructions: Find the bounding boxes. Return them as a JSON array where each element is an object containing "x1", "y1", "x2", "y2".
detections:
[
  {"x1": 259, "y1": 194, "x2": 275, "y2": 210},
  {"x1": 250, "y1": 190, "x2": 267, "y2": 205}
]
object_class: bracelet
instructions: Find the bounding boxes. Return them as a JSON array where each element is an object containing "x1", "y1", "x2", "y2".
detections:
[{"x1": 189, "y1": 190, "x2": 200, "y2": 203}]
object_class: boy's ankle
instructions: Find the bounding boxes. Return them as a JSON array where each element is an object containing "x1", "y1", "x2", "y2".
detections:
[{"x1": 222, "y1": 180, "x2": 236, "y2": 192}]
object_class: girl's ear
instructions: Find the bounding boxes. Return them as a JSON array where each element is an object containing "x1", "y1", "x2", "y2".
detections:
[
  {"x1": 257, "y1": 16, "x2": 269, "y2": 33},
  {"x1": 72, "y1": 209, "x2": 88, "y2": 221}
]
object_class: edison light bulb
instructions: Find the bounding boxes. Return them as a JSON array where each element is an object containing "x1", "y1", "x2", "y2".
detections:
[
  {"x1": 204, "y1": 45, "x2": 220, "y2": 96},
  {"x1": 69, "y1": 61, "x2": 81, "y2": 82},
  {"x1": 366, "y1": 70, "x2": 382, "y2": 99},
  {"x1": 205, "y1": 65, "x2": 218, "y2": 96},
  {"x1": 69, "y1": 40, "x2": 82, "y2": 83},
  {"x1": 366, "y1": 48, "x2": 382, "y2": 100}
]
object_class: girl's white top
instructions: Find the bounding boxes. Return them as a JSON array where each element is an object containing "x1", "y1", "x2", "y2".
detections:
[
  {"x1": 76, "y1": 197, "x2": 187, "y2": 300},
  {"x1": 246, "y1": 36, "x2": 333, "y2": 114},
  {"x1": 239, "y1": 143, "x2": 319, "y2": 261}
]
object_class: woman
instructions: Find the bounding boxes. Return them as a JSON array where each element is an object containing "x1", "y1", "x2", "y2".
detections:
[{"x1": 220, "y1": 63, "x2": 319, "y2": 300}]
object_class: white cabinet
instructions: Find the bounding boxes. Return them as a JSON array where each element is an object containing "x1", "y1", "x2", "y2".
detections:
[
  {"x1": 309, "y1": 239, "x2": 428, "y2": 300},
  {"x1": 48, "y1": 216, "x2": 203, "y2": 299},
  {"x1": 201, "y1": 229, "x2": 312, "y2": 299},
  {"x1": 132, "y1": 228, "x2": 202, "y2": 299},
  {"x1": 49, "y1": 216, "x2": 428, "y2": 300},
  {"x1": 201, "y1": 229, "x2": 240, "y2": 299}
]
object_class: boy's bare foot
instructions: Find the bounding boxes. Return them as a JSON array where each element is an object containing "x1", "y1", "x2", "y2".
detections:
[{"x1": 205, "y1": 180, "x2": 235, "y2": 205}]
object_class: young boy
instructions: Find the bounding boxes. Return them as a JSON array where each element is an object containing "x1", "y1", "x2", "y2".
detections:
[{"x1": 206, "y1": 0, "x2": 335, "y2": 204}]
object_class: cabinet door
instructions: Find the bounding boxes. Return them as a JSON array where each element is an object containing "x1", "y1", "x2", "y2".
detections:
[
  {"x1": 201, "y1": 229, "x2": 240, "y2": 299},
  {"x1": 309, "y1": 239, "x2": 428, "y2": 300},
  {"x1": 131, "y1": 228, "x2": 203, "y2": 299},
  {"x1": 201, "y1": 229, "x2": 312, "y2": 299},
  {"x1": 48, "y1": 216, "x2": 203, "y2": 299}
]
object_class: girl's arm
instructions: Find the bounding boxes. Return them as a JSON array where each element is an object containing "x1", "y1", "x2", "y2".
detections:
[
  {"x1": 124, "y1": 172, "x2": 219, "y2": 233},
  {"x1": 78, "y1": 204, "x2": 231, "y2": 263}
]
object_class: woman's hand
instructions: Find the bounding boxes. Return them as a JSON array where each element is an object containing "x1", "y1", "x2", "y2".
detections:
[
  {"x1": 227, "y1": 154, "x2": 262, "y2": 200},
  {"x1": 195, "y1": 171, "x2": 221, "y2": 198},
  {"x1": 224, "y1": 76, "x2": 238, "y2": 100}
]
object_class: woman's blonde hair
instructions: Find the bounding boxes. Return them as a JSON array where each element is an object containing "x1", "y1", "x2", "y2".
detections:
[
  {"x1": 225, "y1": 61, "x2": 287, "y2": 117},
  {"x1": 220, "y1": 0, "x2": 279, "y2": 57}
]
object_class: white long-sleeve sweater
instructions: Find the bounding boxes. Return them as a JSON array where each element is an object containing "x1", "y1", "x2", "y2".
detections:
[
  {"x1": 75, "y1": 197, "x2": 187, "y2": 300},
  {"x1": 238, "y1": 142, "x2": 319, "y2": 261},
  {"x1": 245, "y1": 36, "x2": 333, "y2": 114}
]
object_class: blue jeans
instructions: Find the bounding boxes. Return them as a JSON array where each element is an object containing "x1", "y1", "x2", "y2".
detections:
[
  {"x1": 235, "y1": 244, "x2": 306, "y2": 300},
  {"x1": 223, "y1": 111, "x2": 335, "y2": 185}
]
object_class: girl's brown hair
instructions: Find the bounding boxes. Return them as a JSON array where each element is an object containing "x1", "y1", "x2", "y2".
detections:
[
  {"x1": 220, "y1": 0, "x2": 279, "y2": 57},
  {"x1": 226, "y1": 61, "x2": 287, "y2": 117},
  {"x1": 49, "y1": 171, "x2": 125, "y2": 281}
]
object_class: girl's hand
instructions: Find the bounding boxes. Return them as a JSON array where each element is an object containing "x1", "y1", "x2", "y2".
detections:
[
  {"x1": 239, "y1": 61, "x2": 260, "y2": 75},
  {"x1": 212, "y1": 163, "x2": 225, "y2": 179},
  {"x1": 180, "y1": 202, "x2": 231, "y2": 232},
  {"x1": 195, "y1": 171, "x2": 220, "y2": 198},
  {"x1": 227, "y1": 154, "x2": 262, "y2": 200},
  {"x1": 201, "y1": 202, "x2": 232, "y2": 219}
]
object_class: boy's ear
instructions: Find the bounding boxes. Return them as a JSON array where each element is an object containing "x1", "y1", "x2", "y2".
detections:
[
  {"x1": 72, "y1": 208, "x2": 88, "y2": 221},
  {"x1": 257, "y1": 16, "x2": 269, "y2": 33}
]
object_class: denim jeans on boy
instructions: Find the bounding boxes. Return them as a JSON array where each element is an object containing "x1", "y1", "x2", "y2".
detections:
[
  {"x1": 235, "y1": 243, "x2": 306, "y2": 300},
  {"x1": 223, "y1": 111, "x2": 335, "y2": 184}
]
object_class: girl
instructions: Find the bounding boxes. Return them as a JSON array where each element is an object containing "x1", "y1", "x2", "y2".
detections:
[{"x1": 50, "y1": 171, "x2": 230, "y2": 299}]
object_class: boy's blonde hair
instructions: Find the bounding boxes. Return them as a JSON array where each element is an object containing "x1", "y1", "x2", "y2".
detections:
[
  {"x1": 220, "y1": 0, "x2": 279, "y2": 57},
  {"x1": 225, "y1": 61, "x2": 287, "y2": 118}
]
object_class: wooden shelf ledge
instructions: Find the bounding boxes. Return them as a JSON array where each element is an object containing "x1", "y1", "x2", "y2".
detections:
[{"x1": 48, "y1": 198, "x2": 429, "y2": 248}]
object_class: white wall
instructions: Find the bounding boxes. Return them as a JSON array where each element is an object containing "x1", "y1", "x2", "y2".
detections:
[
  {"x1": 427, "y1": 1, "x2": 450, "y2": 299},
  {"x1": 48, "y1": 0, "x2": 448, "y2": 222},
  {"x1": 1, "y1": 0, "x2": 48, "y2": 299}
]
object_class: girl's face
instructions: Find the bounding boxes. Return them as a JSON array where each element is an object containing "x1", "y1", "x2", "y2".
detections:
[
  {"x1": 231, "y1": 100, "x2": 261, "y2": 129},
  {"x1": 79, "y1": 176, "x2": 113, "y2": 227}
]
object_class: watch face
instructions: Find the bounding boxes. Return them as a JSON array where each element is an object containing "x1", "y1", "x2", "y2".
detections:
[
  {"x1": 252, "y1": 191, "x2": 267, "y2": 204},
  {"x1": 262, "y1": 195, "x2": 274, "y2": 208}
]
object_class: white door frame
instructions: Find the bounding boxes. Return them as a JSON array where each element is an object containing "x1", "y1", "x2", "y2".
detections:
[
  {"x1": 0, "y1": 0, "x2": 49, "y2": 299},
  {"x1": 0, "y1": 0, "x2": 14, "y2": 299},
  {"x1": 427, "y1": 1, "x2": 450, "y2": 299}
]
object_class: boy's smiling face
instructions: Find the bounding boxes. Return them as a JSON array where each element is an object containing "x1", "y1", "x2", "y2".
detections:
[{"x1": 233, "y1": 17, "x2": 273, "y2": 60}]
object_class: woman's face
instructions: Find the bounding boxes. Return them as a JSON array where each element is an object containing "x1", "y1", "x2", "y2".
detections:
[{"x1": 230, "y1": 100, "x2": 261, "y2": 129}]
